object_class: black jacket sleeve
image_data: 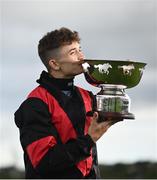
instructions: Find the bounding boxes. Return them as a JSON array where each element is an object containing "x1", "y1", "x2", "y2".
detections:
[{"x1": 14, "y1": 97, "x2": 95, "y2": 176}]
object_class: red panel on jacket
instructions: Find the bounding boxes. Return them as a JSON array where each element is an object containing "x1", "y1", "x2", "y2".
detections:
[
  {"x1": 27, "y1": 85, "x2": 93, "y2": 176},
  {"x1": 26, "y1": 136, "x2": 57, "y2": 168}
]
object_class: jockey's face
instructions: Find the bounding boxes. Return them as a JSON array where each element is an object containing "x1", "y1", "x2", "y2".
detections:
[{"x1": 49, "y1": 41, "x2": 85, "y2": 78}]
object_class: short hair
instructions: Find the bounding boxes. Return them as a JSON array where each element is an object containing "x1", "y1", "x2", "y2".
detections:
[{"x1": 38, "y1": 27, "x2": 81, "y2": 69}]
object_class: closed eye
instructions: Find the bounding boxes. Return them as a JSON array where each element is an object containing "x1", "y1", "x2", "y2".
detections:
[
  {"x1": 69, "y1": 51, "x2": 75, "y2": 55},
  {"x1": 69, "y1": 47, "x2": 82, "y2": 55}
]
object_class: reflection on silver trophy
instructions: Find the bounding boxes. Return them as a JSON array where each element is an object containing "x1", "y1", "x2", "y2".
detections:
[{"x1": 82, "y1": 59, "x2": 147, "y2": 122}]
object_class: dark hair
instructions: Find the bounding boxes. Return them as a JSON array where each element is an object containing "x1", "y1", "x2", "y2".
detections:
[{"x1": 38, "y1": 27, "x2": 80, "y2": 69}]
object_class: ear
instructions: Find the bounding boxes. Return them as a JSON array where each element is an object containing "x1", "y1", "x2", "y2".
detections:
[{"x1": 49, "y1": 59, "x2": 60, "y2": 71}]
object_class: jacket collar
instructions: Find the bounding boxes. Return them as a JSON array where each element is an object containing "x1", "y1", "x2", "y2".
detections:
[{"x1": 37, "y1": 71, "x2": 74, "y2": 91}]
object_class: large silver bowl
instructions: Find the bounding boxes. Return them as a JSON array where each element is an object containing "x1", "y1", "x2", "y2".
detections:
[{"x1": 83, "y1": 59, "x2": 147, "y2": 88}]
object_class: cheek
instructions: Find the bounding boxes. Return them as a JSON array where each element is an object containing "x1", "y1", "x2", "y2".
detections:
[
  {"x1": 62, "y1": 64, "x2": 73, "y2": 72},
  {"x1": 64, "y1": 64, "x2": 82, "y2": 74}
]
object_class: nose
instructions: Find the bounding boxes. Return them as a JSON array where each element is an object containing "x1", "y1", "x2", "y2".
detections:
[{"x1": 78, "y1": 51, "x2": 85, "y2": 61}]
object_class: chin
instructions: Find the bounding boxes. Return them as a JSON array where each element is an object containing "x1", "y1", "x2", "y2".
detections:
[
  {"x1": 76, "y1": 69, "x2": 84, "y2": 75},
  {"x1": 70, "y1": 67, "x2": 84, "y2": 77}
]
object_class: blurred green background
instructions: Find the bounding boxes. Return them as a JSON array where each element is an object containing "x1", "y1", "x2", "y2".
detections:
[{"x1": 0, "y1": 161, "x2": 157, "y2": 179}]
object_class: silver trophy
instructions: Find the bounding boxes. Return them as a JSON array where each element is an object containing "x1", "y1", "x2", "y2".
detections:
[{"x1": 82, "y1": 59, "x2": 146, "y2": 122}]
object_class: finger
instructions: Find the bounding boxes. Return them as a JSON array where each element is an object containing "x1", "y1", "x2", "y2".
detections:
[
  {"x1": 99, "y1": 120, "x2": 111, "y2": 126},
  {"x1": 100, "y1": 123, "x2": 111, "y2": 132},
  {"x1": 109, "y1": 119, "x2": 123, "y2": 125},
  {"x1": 98, "y1": 121, "x2": 112, "y2": 129}
]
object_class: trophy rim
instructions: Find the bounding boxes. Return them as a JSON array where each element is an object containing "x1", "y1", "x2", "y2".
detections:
[{"x1": 84, "y1": 59, "x2": 147, "y2": 66}]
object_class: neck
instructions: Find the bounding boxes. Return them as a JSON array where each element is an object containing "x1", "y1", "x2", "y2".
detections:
[
  {"x1": 49, "y1": 70, "x2": 75, "y2": 79},
  {"x1": 44, "y1": 71, "x2": 74, "y2": 91}
]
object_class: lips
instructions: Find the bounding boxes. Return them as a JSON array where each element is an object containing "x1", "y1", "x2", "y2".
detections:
[{"x1": 78, "y1": 60, "x2": 85, "y2": 65}]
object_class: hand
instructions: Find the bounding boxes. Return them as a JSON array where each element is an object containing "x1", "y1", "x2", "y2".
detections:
[
  {"x1": 88, "y1": 112, "x2": 123, "y2": 142},
  {"x1": 88, "y1": 112, "x2": 120, "y2": 143}
]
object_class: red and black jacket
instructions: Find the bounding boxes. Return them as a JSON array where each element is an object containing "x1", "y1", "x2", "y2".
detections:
[{"x1": 14, "y1": 71, "x2": 100, "y2": 179}]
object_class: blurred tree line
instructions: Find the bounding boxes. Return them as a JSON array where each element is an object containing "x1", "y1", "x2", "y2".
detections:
[{"x1": 0, "y1": 161, "x2": 157, "y2": 179}]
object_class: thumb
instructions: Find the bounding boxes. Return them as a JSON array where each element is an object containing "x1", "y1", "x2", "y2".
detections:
[{"x1": 93, "y1": 111, "x2": 98, "y2": 120}]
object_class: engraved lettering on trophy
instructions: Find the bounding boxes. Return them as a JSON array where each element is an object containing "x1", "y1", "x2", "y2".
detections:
[
  {"x1": 118, "y1": 64, "x2": 135, "y2": 76},
  {"x1": 94, "y1": 63, "x2": 112, "y2": 74}
]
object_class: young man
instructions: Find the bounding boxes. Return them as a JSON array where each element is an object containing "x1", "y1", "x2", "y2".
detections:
[{"x1": 15, "y1": 27, "x2": 117, "y2": 179}]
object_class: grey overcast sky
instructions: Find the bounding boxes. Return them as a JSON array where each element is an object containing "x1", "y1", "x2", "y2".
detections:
[{"x1": 0, "y1": 0, "x2": 157, "y2": 168}]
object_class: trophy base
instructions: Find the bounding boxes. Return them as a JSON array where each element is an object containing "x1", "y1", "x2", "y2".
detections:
[{"x1": 97, "y1": 111, "x2": 135, "y2": 123}]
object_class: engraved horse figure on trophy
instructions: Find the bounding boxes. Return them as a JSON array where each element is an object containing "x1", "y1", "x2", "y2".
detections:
[
  {"x1": 94, "y1": 63, "x2": 112, "y2": 75},
  {"x1": 118, "y1": 64, "x2": 135, "y2": 76}
]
